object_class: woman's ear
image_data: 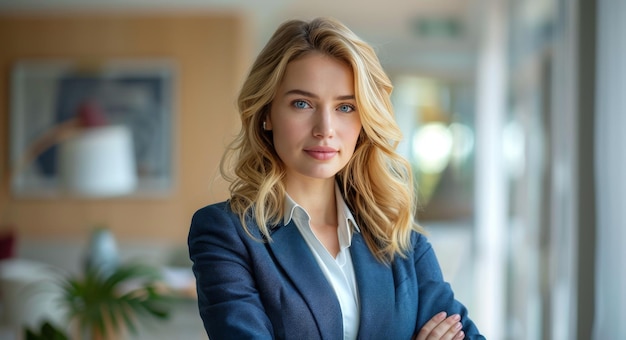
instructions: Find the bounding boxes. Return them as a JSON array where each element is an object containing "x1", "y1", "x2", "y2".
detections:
[{"x1": 264, "y1": 118, "x2": 273, "y2": 131}]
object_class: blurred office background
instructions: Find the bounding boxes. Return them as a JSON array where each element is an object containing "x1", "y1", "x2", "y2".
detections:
[{"x1": 0, "y1": 0, "x2": 623, "y2": 339}]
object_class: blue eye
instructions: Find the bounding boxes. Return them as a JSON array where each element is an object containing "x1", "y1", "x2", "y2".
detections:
[
  {"x1": 338, "y1": 104, "x2": 355, "y2": 113},
  {"x1": 293, "y1": 100, "x2": 311, "y2": 109}
]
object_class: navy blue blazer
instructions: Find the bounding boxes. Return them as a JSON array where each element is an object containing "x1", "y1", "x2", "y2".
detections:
[{"x1": 188, "y1": 201, "x2": 484, "y2": 339}]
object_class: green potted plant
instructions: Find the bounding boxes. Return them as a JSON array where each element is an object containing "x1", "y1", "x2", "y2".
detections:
[
  {"x1": 22, "y1": 227, "x2": 174, "y2": 339},
  {"x1": 60, "y1": 262, "x2": 171, "y2": 339},
  {"x1": 24, "y1": 260, "x2": 172, "y2": 340}
]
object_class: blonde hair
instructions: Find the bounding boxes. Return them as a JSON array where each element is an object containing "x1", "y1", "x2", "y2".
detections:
[{"x1": 221, "y1": 17, "x2": 423, "y2": 263}]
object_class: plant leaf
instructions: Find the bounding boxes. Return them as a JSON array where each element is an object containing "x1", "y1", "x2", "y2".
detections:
[{"x1": 55, "y1": 262, "x2": 172, "y2": 339}]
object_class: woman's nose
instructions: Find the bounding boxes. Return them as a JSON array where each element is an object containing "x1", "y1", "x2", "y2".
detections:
[{"x1": 313, "y1": 107, "x2": 334, "y2": 138}]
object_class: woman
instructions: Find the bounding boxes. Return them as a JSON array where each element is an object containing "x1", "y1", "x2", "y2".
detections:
[{"x1": 188, "y1": 17, "x2": 484, "y2": 340}]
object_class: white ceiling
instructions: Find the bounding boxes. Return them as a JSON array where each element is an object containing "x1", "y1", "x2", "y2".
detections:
[{"x1": 0, "y1": 0, "x2": 480, "y2": 77}]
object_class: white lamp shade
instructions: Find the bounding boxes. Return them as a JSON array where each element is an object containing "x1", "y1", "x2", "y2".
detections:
[{"x1": 60, "y1": 125, "x2": 137, "y2": 197}]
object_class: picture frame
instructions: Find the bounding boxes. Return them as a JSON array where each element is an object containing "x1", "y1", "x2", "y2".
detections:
[{"x1": 9, "y1": 59, "x2": 176, "y2": 198}]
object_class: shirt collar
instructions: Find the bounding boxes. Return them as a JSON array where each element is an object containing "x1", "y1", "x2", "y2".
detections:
[{"x1": 283, "y1": 183, "x2": 360, "y2": 236}]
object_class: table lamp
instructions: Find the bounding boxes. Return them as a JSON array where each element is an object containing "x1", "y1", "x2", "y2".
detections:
[
  {"x1": 59, "y1": 123, "x2": 136, "y2": 198},
  {"x1": 12, "y1": 100, "x2": 138, "y2": 198}
]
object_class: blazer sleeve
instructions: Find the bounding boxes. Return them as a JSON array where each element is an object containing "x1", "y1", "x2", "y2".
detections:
[
  {"x1": 188, "y1": 204, "x2": 274, "y2": 339},
  {"x1": 413, "y1": 233, "x2": 485, "y2": 340}
]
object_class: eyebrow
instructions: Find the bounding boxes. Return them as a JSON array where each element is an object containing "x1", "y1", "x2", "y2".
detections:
[{"x1": 284, "y1": 89, "x2": 355, "y2": 101}]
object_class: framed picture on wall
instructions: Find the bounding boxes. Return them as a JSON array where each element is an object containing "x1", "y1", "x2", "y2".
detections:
[{"x1": 9, "y1": 59, "x2": 176, "y2": 198}]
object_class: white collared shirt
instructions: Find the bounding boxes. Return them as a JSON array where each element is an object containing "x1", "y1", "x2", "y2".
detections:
[{"x1": 284, "y1": 184, "x2": 360, "y2": 340}]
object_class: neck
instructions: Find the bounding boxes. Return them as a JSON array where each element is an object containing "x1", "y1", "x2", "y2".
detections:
[{"x1": 286, "y1": 177, "x2": 337, "y2": 226}]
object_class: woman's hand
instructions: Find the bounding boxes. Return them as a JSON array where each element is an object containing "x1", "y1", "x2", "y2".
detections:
[{"x1": 414, "y1": 312, "x2": 465, "y2": 340}]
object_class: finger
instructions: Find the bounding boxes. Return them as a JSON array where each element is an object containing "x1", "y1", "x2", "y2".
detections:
[
  {"x1": 428, "y1": 314, "x2": 462, "y2": 340},
  {"x1": 441, "y1": 318, "x2": 463, "y2": 340},
  {"x1": 415, "y1": 311, "x2": 447, "y2": 340}
]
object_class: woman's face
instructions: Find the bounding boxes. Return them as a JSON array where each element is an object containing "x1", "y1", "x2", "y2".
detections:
[{"x1": 267, "y1": 52, "x2": 362, "y2": 185}]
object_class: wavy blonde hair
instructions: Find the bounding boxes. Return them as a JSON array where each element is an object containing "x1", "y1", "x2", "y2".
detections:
[{"x1": 221, "y1": 17, "x2": 423, "y2": 263}]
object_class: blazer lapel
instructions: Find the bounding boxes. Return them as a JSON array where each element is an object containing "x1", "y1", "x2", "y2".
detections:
[
  {"x1": 350, "y1": 232, "x2": 396, "y2": 338},
  {"x1": 267, "y1": 221, "x2": 343, "y2": 339}
]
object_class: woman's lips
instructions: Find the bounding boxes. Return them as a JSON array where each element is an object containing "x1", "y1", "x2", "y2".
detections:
[{"x1": 304, "y1": 146, "x2": 338, "y2": 160}]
